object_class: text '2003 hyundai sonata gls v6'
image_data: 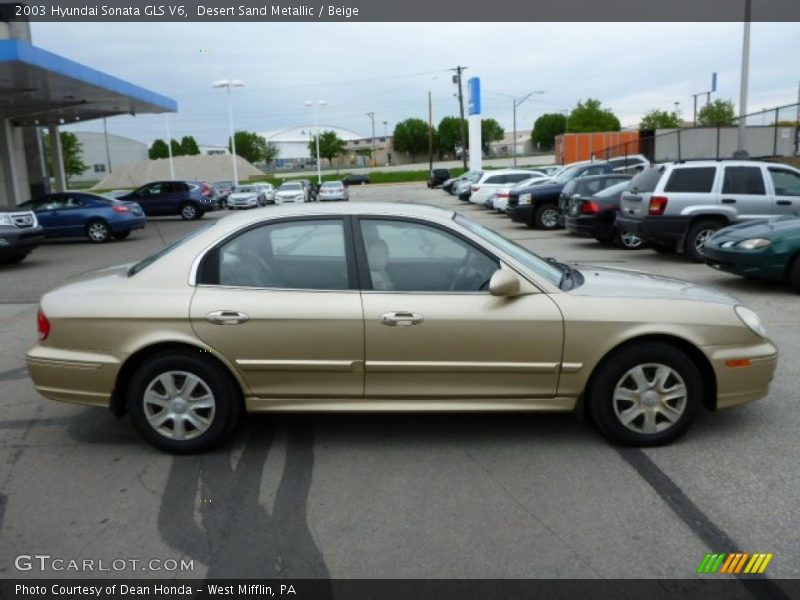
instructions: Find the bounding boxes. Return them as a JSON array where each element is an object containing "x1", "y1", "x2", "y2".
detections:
[{"x1": 26, "y1": 203, "x2": 778, "y2": 453}]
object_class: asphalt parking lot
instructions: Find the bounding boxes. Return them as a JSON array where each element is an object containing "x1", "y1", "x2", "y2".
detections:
[{"x1": 1, "y1": 184, "x2": 798, "y2": 586}]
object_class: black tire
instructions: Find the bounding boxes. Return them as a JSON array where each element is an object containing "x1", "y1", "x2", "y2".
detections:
[
  {"x1": 126, "y1": 351, "x2": 242, "y2": 454},
  {"x1": 112, "y1": 230, "x2": 131, "y2": 241},
  {"x1": 650, "y1": 242, "x2": 676, "y2": 254},
  {"x1": 534, "y1": 204, "x2": 560, "y2": 230},
  {"x1": 588, "y1": 342, "x2": 702, "y2": 446},
  {"x1": 180, "y1": 202, "x2": 200, "y2": 221},
  {"x1": 789, "y1": 255, "x2": 800, "y2": 294},
  {"x1": 0, "y1": 253, "x2": 28, "y2": 264},
  {"x1": 684, "y1": 219, "x2": 723, "y2": 263},
  {"x1": 85, "y1": 219, "x2": 111, "y2": 243},
  {"x1": 615, "y1": 228, "x2": 645, "y2": 250}
]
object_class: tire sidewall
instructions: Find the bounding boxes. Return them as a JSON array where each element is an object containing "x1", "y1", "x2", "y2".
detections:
[
  {"x1": 535, "y1": 204, "x2": 560, "y2": 230},
  {"x1": 180, "y1": 203, "x2": 199, "y2": 220},
  {"x1": 126, "y1": 352, "x2": 241, "y2": 453},
  {"x1": 588, "y1": 343, "x2": 702, "y2": 446},
  {"x1": 86, "y1": 220, "x2": 110, "y2": 243},
  {"x1": 686, "y1": 220, "x2": 722, "y2": 262}
]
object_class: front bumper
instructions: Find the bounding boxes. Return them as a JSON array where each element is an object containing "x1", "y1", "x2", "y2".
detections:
[
  {"x1": 510, "y1": 204, "x2": 534, "y2": 224},
  {"x1": 705, "y1": 340, "x2": 778, "y2": 409},
  {"x1": 319, "y1": 195, "x2": 346, "y2": 201},
  {"x1": 703, "y1": 245, "x2": 788, "y2": 280},
  {"x1": 0, "y1": 226, "x2": 45, "y2": 256}
]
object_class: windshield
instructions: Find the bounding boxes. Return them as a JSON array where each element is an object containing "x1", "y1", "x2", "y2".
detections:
[
  {"x1": 321, "y1": 182, "x2": 342, "y2": 189},
  {"x1": 595, "y1": 180, "x2": 631, "y2": 198},
  {"x1": 454, "y1": 214, "x2": 563, "y2": 287},
  {"x1": 234, "y1": 186, "x2": 255, "y2": 193},
  {"x1": 552, "y1": 164, "x2": 584, "y2": 185},
  {"x1": 128, "y1": 224, "x2": 214, "y2": 277},
  {"x1": 280, "y1": 183, "x2": 302, "y2": 190}
]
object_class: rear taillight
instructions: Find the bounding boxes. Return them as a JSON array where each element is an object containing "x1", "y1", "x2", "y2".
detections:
[
  {"x1": 497, "y1": 192, "x2": 509, "y2": 198},
  {"x1": 112, "y1": 205, "x2": 130, "y2": 213},
  {"x1": 37, "y1": 309, "x2": 50, "y2": 341},
  {"x1": 580, "y1": 201, "x2": 600, "y2": 215},
  {"x1": 201, "y1": 184, "x2": 211, "y2": 196},
  {"x1": 648, "y1": 196, "x2": 668, "y2": 216}
]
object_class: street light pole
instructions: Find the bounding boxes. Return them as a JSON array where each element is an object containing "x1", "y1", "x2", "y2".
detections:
[
  {"x1": 212, "y1": 79, "x2": 245, "y2": 186},
  {"x1": 366, "y1": 112, "x2": 376, "y2": 167},
  {"x1": 305, "y1": 100, "x2": 327, "y2": 185},
  {"x1": 736, "y1": 0, "x2": 752, "y2": 155},
  {"x1": 512, "y1": 90, "x2": 544, "y2": 167},
  {"x1": 164, "y1": 113, "x2": 175, "y2": 179}
]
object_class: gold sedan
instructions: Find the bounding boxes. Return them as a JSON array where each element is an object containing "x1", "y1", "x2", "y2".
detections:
[{"x1": 26, "y1": 203, "x2": 778, "y2": 453}]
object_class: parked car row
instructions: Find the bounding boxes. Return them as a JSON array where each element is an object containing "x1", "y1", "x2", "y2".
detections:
[{"x1": 436, "y1": 157, "x2": 800, "y2": 293}]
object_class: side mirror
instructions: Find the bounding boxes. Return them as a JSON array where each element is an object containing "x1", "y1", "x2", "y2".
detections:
[{"x1": 489, "y1": 269, "x2": 520, "y2": 297}]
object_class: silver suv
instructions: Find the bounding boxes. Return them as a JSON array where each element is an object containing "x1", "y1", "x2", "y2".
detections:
[
  {"x1": 617, "y1": 160, "x2": 800, "y2": 262},
  {"x1": 0, "y1": 207, "x2": 44, "y2": 264}
]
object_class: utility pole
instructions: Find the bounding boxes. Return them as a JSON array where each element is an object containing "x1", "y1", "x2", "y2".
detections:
[
  {"x1": 366, "y1": 112, "x2": 376, "y2": 167},
  {"x1": 451, "y1": 65, "x2": 468, "y2": 169},
  {"x1": 428, "y1": 91, "x2": 434, "y2": 173},
  {"x1": 102, "y1": 117, "x2": 112, "y2": 174},
  {"x1": 736, "y1": 0, "x2": 751, "y2": 155}
]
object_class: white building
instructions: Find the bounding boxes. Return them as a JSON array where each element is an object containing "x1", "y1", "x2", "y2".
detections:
[
  {"x1": 69, "y1": 131, "x2": 148, "y2": 183},
  {"x1": 199, "y1": 144, "x2": 229, "y2": 156},
  {"x1": 260, "y1": 125, "x2": 363, "y2": 167}
]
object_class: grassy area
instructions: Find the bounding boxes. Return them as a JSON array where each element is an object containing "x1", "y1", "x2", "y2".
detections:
[{"x1": 249, "y1": 167, "x2": 471, "y2": 186}]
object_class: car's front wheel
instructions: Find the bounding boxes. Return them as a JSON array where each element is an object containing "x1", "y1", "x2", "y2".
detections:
[
  {"x1": 126, "y1": 352, "x2": 242, "y2": 453},
  {"x1": 180, "y1": 203, "x2": 200, "y2": 220},
  {"x1": 534, "y1": 204, "x2": 560, "y2": 230},
  {"x1": 86, "y1": 220, "x2": 111, "y2": 243},
  {"x1": 588, "y1": 342, "x2": 702, "y2": 446}
]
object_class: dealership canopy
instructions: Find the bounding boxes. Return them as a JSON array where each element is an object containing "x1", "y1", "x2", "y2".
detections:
[{"x1": 0, "y1": 39, "x2": 176, "y2": 125}]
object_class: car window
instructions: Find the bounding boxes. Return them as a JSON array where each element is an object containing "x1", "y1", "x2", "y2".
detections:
[
  {"x1": 484, "y1": 175, "x2": 505, "y2": 184},
  {"x1": 582, "y1": 166, "x2": 606, "y2": 177},
  {"x1": 768, "y1": 168, "x2": 800, "y2": 197},
  {"x1": 144, "y1": 183, "x2": 163, "y2": 195},
  {"x1": 628, "y1": 166, "x2": 664, "y2": 192},
  {"x1": 235, "y1": 186, "x2": 255, "y2": 193},
  {"x1": 280, "y1": 183, "x2": 302, "y2": 190},
  {"x1": 722, "y1": 167, "x2": 765, "y2": 195},
  {"x1": 217, "y1": 219, "x2": 348, "y2": 290},
  {"x1": 33, "y1": 196, "x2": 66, "y2": 210},
  {"x1": 595, "y1": 180, "x2": 631, "y2": 198},
  {"x1": 664, "y1": 167, "x2": 716, "y2": 193},
  {"x1": 562, "y1": 180, "x2": 578, "y2": 196},
  {"x1": 62, "y1": 195, "x2": 87, "y2": 207},
  {"x1": 360, "y1": 219, "x2": 498, "y2": 292},
  {"x1": 506, "y1": 173, "x2": 531, "y2": 183}
]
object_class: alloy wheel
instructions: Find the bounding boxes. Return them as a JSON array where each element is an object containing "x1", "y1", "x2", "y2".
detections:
[
  {"x1": 693, "y1": 228, "x2": 716, "y2": 255},
  {"x1": 87, "y1": 221, "x2": 109, "y2": 242},
  {"x1": 143, "y1": 371, "x2": 216, "y2": 441},
  {"x1": 181, "y1": 204, "x2": 197, "y2": 220},
  {"x1": 612, "y1": 363, "x2": 687, "y2": 435},
  {"x1": 540, "y1": 208, "x2": 559, "y2": 229},
  {"x1": 620, "y1": 231, "x2": 643, "y2": 249}
]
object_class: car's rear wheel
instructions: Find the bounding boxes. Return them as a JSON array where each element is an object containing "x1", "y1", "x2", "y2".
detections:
[
  {"x1": 588, "y1": 342, "x2": 702, "y2": 446},
  {"x1": 534, "y1": 204, "x2": 560, "y2": 230},
  {"x1": 86, "y1": 220, "x2": 110, "y2": 243},
  {"x1": 112, "y1": 230, "x2": 131, "y2": 241},
  {"x1": 127, "y1": 352, "x2": 242, "y2": 453},
  {"x1": 685, "y1": 219, "x2": 723, "y2": 262},
  {"x1": 180, "y1": 203, "x2": 199, "y2": 220},
  {"x1": 650, "y1": 242, "x2": 676, "y2": 254},
  {"x1": 615, "y1": 229, "x2": 645, "y2": 250}
]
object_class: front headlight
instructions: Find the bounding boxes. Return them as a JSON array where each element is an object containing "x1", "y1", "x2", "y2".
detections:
[
  {"x1": 736, "y1": 238, "x2": 771, "y2": 250},
  {"x1": 519, "y1": 193, "x2": 532, "y2": 205},
  {"x1": 0, "y1": 214, "x2": 12, "y2": 226},
  {"x1": 735, "y1": 305, "x2": 767, "y2": 338}
]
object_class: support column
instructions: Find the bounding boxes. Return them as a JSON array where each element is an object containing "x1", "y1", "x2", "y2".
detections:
[
  {"x1": 468, "y1": 114, "x2": 482, "y2": 172},
  {"x1": 0, "y1": 116, "x2": 21, "y2": 207},
  {"x1": 48, "y1": 122, "x2": 67, "y2": 192}
]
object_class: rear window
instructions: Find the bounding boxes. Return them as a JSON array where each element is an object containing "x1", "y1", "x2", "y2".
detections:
[
  {"x1": 562, "y1": 180, "x2": 578, "y2": 196},
  {"x1": 628, "y1": 167, "x2": 665, "y2": 193},
  {"x1": 664, "y1": 167, "x2": 716, "y2": 193}
]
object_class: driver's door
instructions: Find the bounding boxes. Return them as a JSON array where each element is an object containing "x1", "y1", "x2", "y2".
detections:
[{"x1": 356, "y1": 217, "x2": 564, "y2": 400}]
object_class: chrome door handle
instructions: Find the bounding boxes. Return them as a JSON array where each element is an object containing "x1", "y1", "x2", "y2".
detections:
[
  {"x1": 206, "y1": 310, "x2": 250, "y2": 325},
  {"x1": 379, "y1": 312, "x2": 424, "y2": 327}
]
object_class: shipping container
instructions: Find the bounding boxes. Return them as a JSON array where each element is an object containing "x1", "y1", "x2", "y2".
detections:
[{"x1": 554, "y1": 131, "x2": 641, "y2": 164}]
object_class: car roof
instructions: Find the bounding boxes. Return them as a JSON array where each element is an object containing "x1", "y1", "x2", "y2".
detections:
[{"x1": 217, "y1": 201, "x2": 454, "y2": 225}]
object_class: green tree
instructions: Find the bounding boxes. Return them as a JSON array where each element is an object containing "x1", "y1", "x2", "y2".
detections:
[
  {"x1": 639, "y1": 109, "x2": 681, "y2": 130},
  {"x1": 393, "y1": 118, "x2": 431, "y2": 161},
  {"x1": 567, "y1": 98, "x2": 621, "y2": 133},
  {"x1": 531, "y1": 113, "x2": 567, "y2": 150},
  {"x1": 697, "y1": 99, "x2": 736, "y2": 127},
  {"x1": 170, "y1": 139, "x2": 182, "y2": 157},
  {"x1": 480, "y1": 118, "x2": 505, "y2": 153},
  {"x1": 308, "y1": 130, "x2": 347, "y2": 166},
  {"x1": 229, "y1": 130, "x2": 268, "y2": 163},
  {"x1": 148, "y1": 139, "x2": 170, "y2": 160},
  {"x1": 179, "y1": 135, "x2": 200, "y2": 155},
  {"x1": 263, "y1": 142, "x2": 279, "y2": 165},
  {"x1": 44, "y1": 131, "x2": 88, "y2": 183},
  {"x1": 437, "y1": 116, "x2": 466, "y2": 156}
]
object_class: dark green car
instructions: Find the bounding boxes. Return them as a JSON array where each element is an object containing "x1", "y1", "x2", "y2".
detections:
[{"x1": 704, "y1": 215, "x2": 800, "y2": 293}]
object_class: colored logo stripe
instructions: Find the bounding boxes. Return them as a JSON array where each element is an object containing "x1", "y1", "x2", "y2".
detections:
[{"x1": 698, "y1": 553, "x2": 773, "y2": 574}]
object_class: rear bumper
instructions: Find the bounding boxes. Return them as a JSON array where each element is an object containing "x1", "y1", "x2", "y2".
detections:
[
  {"x1": 26, "y1": 344, "x2": 121, "y2": 408},
  {"x1": 110, "y1": 217, "x2": 146, "y2": 232},
  {"x1": 617, "y1": 215, "x2": 690, "y2": 245},
  {"x1": 564, "y1": 215, "x2": 610, "y2": 238}
]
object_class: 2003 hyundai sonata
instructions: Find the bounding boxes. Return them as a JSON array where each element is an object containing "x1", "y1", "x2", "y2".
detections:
[{"x1": 26, "y1": 203, "x2": 778, "y2": 453}]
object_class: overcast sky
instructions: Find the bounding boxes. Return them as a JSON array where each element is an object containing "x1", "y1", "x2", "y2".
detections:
[{"x1": 32, "y1": 21, "x2": 800, "y2": 146}]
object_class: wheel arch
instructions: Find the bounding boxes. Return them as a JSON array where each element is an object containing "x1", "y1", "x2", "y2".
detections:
[
  {"x1": 576, "y1": 333, "x2": 718, "y2": 420},
  {"x1": 110, "y1": 341, "x2": 246, "y2": 417}
]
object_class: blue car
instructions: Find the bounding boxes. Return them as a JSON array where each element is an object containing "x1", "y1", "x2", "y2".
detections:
[
  {"x1": 20, "y1": 192, "x2": 146, "y2": 243},
  {"x1": 119, "y1": 180, "x2": 219, "y2": 220}
]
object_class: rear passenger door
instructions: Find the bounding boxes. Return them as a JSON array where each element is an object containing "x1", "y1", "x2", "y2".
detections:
[
  {"x1": 766, "y1": 166, "x2": 800, "y2": 217},
  {"x1": 720, "y1": 165, "x2": 771, "y2": 221}
]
